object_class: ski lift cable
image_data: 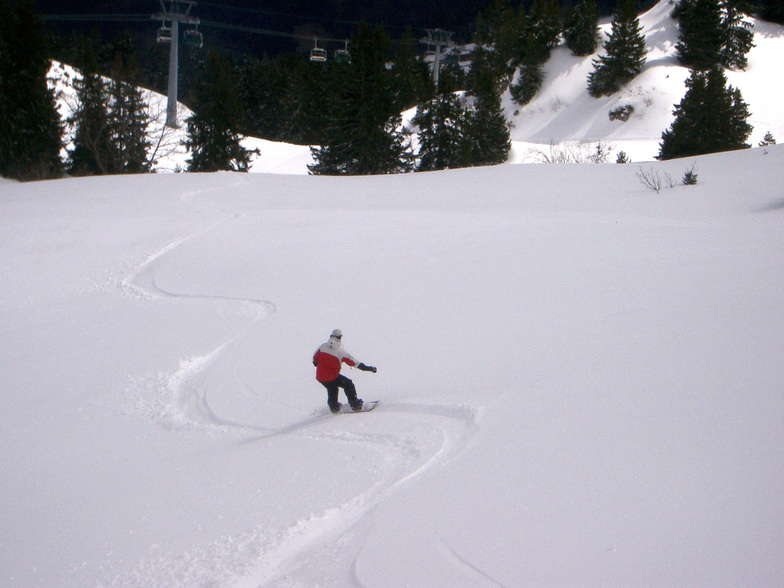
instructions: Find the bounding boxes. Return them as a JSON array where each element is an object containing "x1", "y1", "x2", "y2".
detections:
[
  {"x1": 199, "y1": 19, "x2": 349, "y2": 44},
  {"x1": 40, "y1": 14, "x2": 152, "y2": 23},
  {"x1": 40, "y1": 13, "x2": 421, "y2": 48},
  {"x1": 196, "y1": 0, "x2": 363, "y2": 28},
  {"x1": 42, "y1": 13, "x2": 347, "y2": 44}
]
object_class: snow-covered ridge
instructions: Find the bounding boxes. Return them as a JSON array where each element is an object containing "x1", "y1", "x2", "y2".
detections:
[
  {"x1": 505, "y1": 0, "x2": 784, "y2": 162},
  {"x1": 48, "y1": 0, "x2": 784, "y2": 174}
]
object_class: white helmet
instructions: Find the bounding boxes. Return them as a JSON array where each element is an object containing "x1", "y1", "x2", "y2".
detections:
[{"x1": 330, "y1": 329, "x2": 343, "y2": 340}]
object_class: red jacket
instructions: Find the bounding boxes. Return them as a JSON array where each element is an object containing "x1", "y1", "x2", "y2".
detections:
[{"x1": 313, "y1": 339, "x2": 357, "y2": 382}]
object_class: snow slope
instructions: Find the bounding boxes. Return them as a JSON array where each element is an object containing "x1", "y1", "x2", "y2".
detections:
[
  {"x1": 2, "y1": 141, "x2": 783, "y2": 586},
  {"x1": 506, "y1": 0, "x2": 784, "y2": 163}
]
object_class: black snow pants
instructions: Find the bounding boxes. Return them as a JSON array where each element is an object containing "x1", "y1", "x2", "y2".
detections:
[{"x1": 319, "y1": 374, "x2": 359, "y2": 409}]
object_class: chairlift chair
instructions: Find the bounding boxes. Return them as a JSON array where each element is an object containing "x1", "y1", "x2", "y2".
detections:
[
  {"x1": 310, "y1": 39, "x2": 327, "y2": 62},
  {"x1": 334, "y1": 40, "x2": 351, "y2": 64},
  {"x1": 184, "y1": 28, "x2": 203, "y2": 48},
  {"x1": 157, "y1": 25, "x2": 172, "y2": 43}
]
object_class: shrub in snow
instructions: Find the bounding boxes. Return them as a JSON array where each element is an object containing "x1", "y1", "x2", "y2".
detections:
[
  {"x1": 758, "y1": 131, "x2": 776, "y2": 147},
  {"x1": 682, "y1": 164, "x2": 699, "y2": 185},
  {"x1": 636, "y1": 166, "x2": 663, "y2": 193}
]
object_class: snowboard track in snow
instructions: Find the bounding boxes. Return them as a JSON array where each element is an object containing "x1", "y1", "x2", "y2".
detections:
[
  {"x1": 237, "y1": 401, "x2": 482, "y2": 587},
  {"x1": 117, "y1": 206, "x2": 484, "y2": 586}
]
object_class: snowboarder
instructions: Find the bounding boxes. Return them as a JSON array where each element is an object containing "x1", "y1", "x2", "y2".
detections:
[{"x1": 313, "y1": 329, "x2": 377, "y2": 413}]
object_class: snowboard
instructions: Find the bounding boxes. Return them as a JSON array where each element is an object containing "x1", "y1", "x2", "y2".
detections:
[{"x1": 334, "y1": 400, "x2": 378, "y2": 414}]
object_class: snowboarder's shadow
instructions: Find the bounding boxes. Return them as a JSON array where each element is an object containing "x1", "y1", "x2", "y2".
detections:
[{"x1": 230, "y1": 412, "x2": 336, "y2": 446}]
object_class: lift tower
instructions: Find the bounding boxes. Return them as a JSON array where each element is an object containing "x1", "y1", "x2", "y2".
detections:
[
  {"x1": 153, "y1": 1, "x2": 199, "y2": 127},
  {"x1": 420, "y1": 29, "x2": 454, "y2": 88}
]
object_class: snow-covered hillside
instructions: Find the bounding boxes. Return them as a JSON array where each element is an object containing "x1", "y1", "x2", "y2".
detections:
[
  {"x1": 506, "y1": 0, "x2": 784, "y2": 163},
  {"x1": 2, "y1": 136, "x2": 783, "y2": 585},
  {"x1": 47, "y1": 0, "x2": 784, "y2": 174}
]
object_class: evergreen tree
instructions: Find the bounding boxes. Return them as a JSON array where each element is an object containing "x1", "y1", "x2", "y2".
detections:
[
  {"x1": 413, "y1": 77, "x2": 469, "y2": 171},
  {"x1": 107, "y1": 54, "x2": 151, "y2": 173},
  {"x1": 464, "y1": 57, "x2": 511, "y2": 166},
  {"x1": 761, "y1": 0, "x2": 784, "y2": 24},
  {"x1": 507, "y1": 0, "x2": 561, "y2": 106},
  {"x1": 68, "y1": 44, "x2": 114, "y2": 176},
  {"x1": 673, "y1": 0, "x2": 724, "y2": 69},
  {"x1": 719, "y1": 0, "x2": 754, "y2": 70},
  {"x1": 564, "y1": 0, "x2": 601, "y2": 56},
  {"x1": 237, "y1": 55, "x2": 290, "y2": 142},
  {"x1": 473, "y1": 0, "x2": 524, "y2": 88},
  {"x1": 275, "y1": 53, "x2": 330, "y2": 145},
  {"x1": 527, "y1": 0, "x2": 562, "y2": 57},
  {"x1": 0, "y1": 0, "x2": 63, "y2": 180},
  {"x1": 510, "y1": 34, "x2": 545, "y2": 106},
  {"x1": 658, "y1": 67, "x2": 752, "y2": 160},
  {"x1": 185, "y1": 48, "x2": 253, "y2": 172},
  {"x1": 673, "y1": 0, "x2": 754, "y2": 70},
  {"x1": 309, "y1": 23, "x2": 414, "y2": 175},
  {"x1": 587, "y1": 0, "x2": 647, "y2": 97},
  {"x1": 391, "y1": 27, "x2": 435, "y2": 112}
]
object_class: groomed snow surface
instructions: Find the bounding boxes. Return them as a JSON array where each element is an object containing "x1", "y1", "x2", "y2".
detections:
[{"x1": 2, "y1": 143, "x2": 784, "y2": 586}]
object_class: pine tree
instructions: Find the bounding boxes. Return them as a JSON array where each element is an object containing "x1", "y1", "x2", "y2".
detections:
[
  {"x1": 528, "y1": 0, "x2": 562, "y2": 57},
  {"x1": 68, "y1": 44, "x2": 115, "y2": 176},
  {"x1": 278, "y1": 54, "x2": 330, "y2": 145},
  {"x1": 473, "y1": 0, "x2": 524, "y2": 87},
  {"x1": 673, "y1": 0, "x2": 754, "y2": 70},
  {"x1": 464, "y1": 57, "x2": 511, "y2": 166},
  {"x1": 237, "y1": 55, "x2": 289, "y2": 141},
  {"x1": 392, "y1": 27, "x2": 435, "y2": 111},
  {"x1": 0, "y1": 0, "x2": 63, "y2": 180},
  {"x1": 673, "y1": 0, "x2": 724, "y2": 70},
  {"x1": 504, "y1": 0, "x2": 564, "y2": 107},
  {"x1": 564, "y1": 0, "x2": 601, "y2": 56},
  {"x1": 413, "y1": 77, "x2": 469, "y2": 171},
  {"x1": 186, "y1": 49, "x2": 253, "y2": 172},
  {"x1": 587, "y1": 0, "x2": 647, "y2": 97},
  {"x1": 761, "y1": 0, "x2": 784, "y2": 24},
  {"x1": 658, "y1": 67, "x2": 752, "y2": 160},
  {"x1": 510, "y1": 34, "x2": 545, "y2": 106},
  {"x1": 107, "y1": 54, "x2": 151, "y2": 174},
  {"x1": 719, "y1": 0, "x2": 754, "y2": 70},
  {"x1": 309, "y1": 23, "x2": 414, "y2": 175}
]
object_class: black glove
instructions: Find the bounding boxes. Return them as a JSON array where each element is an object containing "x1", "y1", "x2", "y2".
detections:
[{"x1": 358, "y1": 363, "x2": 377, "y2": 373}]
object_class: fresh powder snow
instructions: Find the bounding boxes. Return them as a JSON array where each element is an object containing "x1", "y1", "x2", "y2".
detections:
[{"x1": 2, "y1": 1, "x2": 784, "y2": 586}]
